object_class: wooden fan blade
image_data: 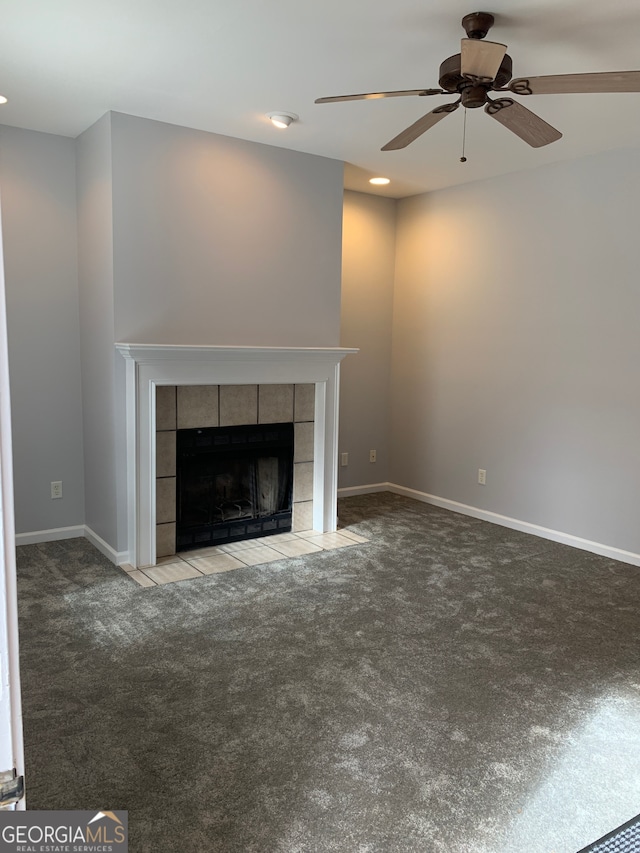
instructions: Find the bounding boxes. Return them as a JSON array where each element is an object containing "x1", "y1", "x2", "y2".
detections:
[
  {"x1": 381, "y1": 102, "x2": 460, "y2": 151},
  {"x1": 485, "y1": 98, "x2": 562, "y2": 147},
  {"x1": 510, "y1": 70, "x2": 640, "y2": 96},
  {"x1": 461, "y1": 38, "x2": 507, "y2": 82},
  {"x1": 315, "y1": 89, "x2": 444, "y2": 104}
]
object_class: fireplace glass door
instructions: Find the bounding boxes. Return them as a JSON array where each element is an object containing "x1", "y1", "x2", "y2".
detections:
[{"x1": 176, "y1": 422, "x2": 294, "y2": 551}]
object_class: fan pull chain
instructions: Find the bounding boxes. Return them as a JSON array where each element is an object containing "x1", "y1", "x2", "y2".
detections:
[{"x1": 460, "y1": 108, "x2": 468, "y2": 163}]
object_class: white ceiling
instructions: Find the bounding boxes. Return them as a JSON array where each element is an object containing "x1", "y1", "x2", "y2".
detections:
[{"x1": 1, "y1": 0, "x2": 639, "y2": 197}]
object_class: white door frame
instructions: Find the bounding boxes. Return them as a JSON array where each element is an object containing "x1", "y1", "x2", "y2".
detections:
[{"x1": 0, "y1": 193, "x2": 25, "y2": 808}]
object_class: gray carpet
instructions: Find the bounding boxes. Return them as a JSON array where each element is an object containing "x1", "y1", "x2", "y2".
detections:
[{"x1": 16, "y1": 493, "x2": 640, "y2": 852}]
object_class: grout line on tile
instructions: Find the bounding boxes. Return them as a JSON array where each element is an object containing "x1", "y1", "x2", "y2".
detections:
[{"x1": 138, "y1": 533, "x2": 371, "y2": 589}]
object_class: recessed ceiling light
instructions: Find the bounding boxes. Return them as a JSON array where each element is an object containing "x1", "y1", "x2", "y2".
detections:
[
  {"x1": 369, "y1": 177, "x2": 390, "y2": 185},
  {"x1": 267, "y1": 112, "x2": 298, "y2": 129},
  {"x1": 0, "y1": 96, "x2": 8, "y2": 105}
]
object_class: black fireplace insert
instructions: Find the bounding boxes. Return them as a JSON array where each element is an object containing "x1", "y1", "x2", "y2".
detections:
[{"x1": 176, "y1": 422, "x2": 294, "y2": 551}]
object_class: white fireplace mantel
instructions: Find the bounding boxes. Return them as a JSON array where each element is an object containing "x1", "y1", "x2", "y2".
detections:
[{"x1": 116, "y1": 343, "x2": 357, "y2": 568}]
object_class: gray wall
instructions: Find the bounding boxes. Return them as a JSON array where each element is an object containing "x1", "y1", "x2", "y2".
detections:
[
  {"x1": 110, "y1": 113, "x2": 344, "y2": 346},
  {"x1": 390, "y1": 148, "x2": 640, "y2": 555},
  {"x1": 0, "y1": 112, "x2": 344, "y2": 545},
  {"x1": 0, "y1": 126, "x2": 84, "y2": 534},
  {"x1": 75, "y1": 112, "x2": 345, "y2": 552},
  {"x1": 339, "y1": 191, "x2": 395, "y2": 488},
  {"x1": 8, "y1": 111, "x2": 635, "y2": 559},
  {"x1": 76, "y1": 114, "x2": 117, "y2": 548}
]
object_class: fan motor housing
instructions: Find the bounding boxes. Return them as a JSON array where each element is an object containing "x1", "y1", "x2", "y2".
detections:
[
  {"x1": 439, "y1": 52, "x2": 513, "y2": 93},
  {"x1": 461, "y1": 85, "x2": 490, "y2": 109}
]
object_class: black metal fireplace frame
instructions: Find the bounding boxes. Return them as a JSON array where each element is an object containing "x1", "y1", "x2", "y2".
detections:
[{"x1": 176, "y1": 422, "x2": 294, "y2": 552}]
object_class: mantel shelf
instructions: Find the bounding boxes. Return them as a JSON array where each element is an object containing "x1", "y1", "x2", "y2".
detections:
[{"x1": 116, "y1": 343, "x2": 358, "y2": 364}]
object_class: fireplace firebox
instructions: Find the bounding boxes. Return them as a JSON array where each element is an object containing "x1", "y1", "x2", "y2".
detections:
[{"x1": 176, "y1": 422, "x2": 294, "y2": 551}]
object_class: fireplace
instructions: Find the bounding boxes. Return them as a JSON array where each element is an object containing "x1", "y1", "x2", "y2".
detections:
[
  {"x1": 176, "y1": 422, "x2": 294, "y2": 550},
  {"x1": 116, "y1": 344, "x2": 357, "y2": 569},
  {"x1": 154, "y1": 382, "x2": 316, "y2": 558}
]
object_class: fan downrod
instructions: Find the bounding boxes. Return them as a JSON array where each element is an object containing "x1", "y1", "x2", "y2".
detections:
[{"x1": 461, "y1": 11, "x2": 495, "y2": 40}]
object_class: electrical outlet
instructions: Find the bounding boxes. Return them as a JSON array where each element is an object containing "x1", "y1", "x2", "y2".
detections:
[
  {"x1": 51, "y1": 481, "x2": 63, "y2": 499},
  {"x1": 478, "y1": 469, "x2": 486, "y2": 485},
  {"x1": 340, "y1": 452, "x2": 349, "y2": 467},
  {"x1": 369, "y1": 449, "x2": 377, "y2": 463}
]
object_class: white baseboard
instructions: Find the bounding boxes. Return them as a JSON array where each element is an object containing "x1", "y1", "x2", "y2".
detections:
[
  {"x1": 337, "y1": 483, "x2": 390, "y2": 498},
  {"x1": 84, "y1": 526, "x2": 128, "y2": 566},
  {"x1": 15, "y1": 524, "x2": 127, "y2": 566},
  {"x1": 338, "y1": 481, "x2": 640, "y2": 568},
  {"x1": 15, "y1": 525, "x2": 85, "y2": 546},
  {"x1": 18, "y1": 484, "x2": 640, "y2": 570}
]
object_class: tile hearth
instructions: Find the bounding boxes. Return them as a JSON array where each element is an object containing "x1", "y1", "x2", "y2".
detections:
[{"x1": 120, "y1": 528, "x2": 369, "y2": 588}]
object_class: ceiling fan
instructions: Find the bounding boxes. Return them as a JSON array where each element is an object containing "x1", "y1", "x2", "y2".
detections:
[{"x1": 315, "y1": 11, "x2": 640, "y2": 150}]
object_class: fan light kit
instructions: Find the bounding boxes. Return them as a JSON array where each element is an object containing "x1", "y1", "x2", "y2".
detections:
[
  {"x1": 267, "y1": 112, "x2": 298, "y2": 129},
  {"x1": 0, "y1": 96, "x2": 7, "y2": 105},
  {"x1": 315, "y1": 11, "x2": 640, "y2": 152},
  {"x1": 369, "y1": 177, "x2": 390, "y2": 185}
]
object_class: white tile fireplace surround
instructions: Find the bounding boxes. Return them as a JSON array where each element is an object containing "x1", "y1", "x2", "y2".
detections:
[{"x1": 116, "y1": 344, "x2": 357, "y2": 569}]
